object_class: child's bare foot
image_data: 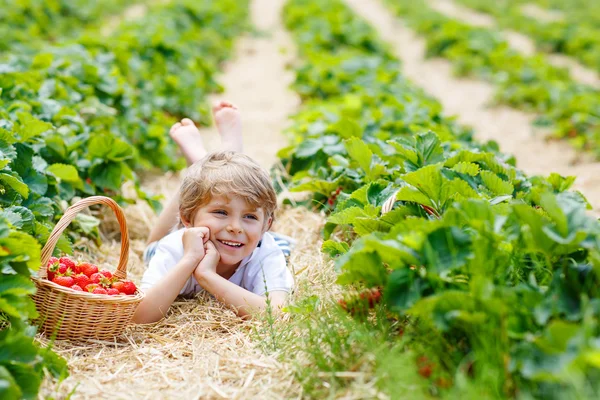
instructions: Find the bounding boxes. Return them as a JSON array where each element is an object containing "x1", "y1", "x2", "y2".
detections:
[
  {"x1": 213, "y1": 101, "x2": 243, "y2": 152},
  {"x1": 169, "y1": 118, "x2": 208, "y2": 165}
]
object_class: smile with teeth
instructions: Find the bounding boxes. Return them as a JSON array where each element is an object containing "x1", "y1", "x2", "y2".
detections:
[{"x1": 218, "y1": 239, "x2": 244, "y2": 248}]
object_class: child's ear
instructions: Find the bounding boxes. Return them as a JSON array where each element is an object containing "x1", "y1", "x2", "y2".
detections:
[
  {"x1": 264, "y1": 216, "x2": 273, "y2": 232},
  {"x1": 180, "y1": 213, "x2": 191, "y2": 228}
]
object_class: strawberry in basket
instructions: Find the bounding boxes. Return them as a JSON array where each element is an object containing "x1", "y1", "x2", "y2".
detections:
[{"x1": 45, "y1": 255, "x2": 138, "y2": 296}]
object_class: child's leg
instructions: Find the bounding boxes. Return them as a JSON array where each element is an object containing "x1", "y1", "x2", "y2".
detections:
[
  {"x1": 212, "y1": 100, "x2": 243, "y2": 152},
  {"x1": 147, "y1": 103, "x2": 243, "y2": 244}
]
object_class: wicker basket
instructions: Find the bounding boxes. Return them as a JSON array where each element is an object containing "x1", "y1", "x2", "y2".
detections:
[{"x1": 31, "y1": 196, "x2": 144, "y2": 341}]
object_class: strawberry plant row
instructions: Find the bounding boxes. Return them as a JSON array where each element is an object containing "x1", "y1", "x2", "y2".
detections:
[
  {"x1": 525, "y1": 0, "x2": 600, "y2": 27},
  {"x1": 282, "y1": 0, "x2": 600, "y2": 397},
  {"x1": 383, "y1": 0, "x2": 600, "y2": 157},
  {"x1": 0, "y1": 0, "x2": 131, "y2": 51},
  {"x1": 453, "y1": 0, "x2": 600, "y2": 75},
  {"x1": 0, "y1": 1, "x2": 249, "y2": 398}
]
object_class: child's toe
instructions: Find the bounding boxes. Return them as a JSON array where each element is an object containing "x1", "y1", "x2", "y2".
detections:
[
  {"x1": 170, "y1": 122, "x2": 182, "y2": 134},
  {"x1": 181, "y1": 118, "x2": 194, "y2": 126}
]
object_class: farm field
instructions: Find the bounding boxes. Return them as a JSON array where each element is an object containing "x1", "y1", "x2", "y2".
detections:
[{"x1": 2, "y1": 0, "x2": 600, "y2": 399}]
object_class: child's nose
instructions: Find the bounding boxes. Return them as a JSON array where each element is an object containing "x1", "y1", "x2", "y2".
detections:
[{"x1": 226, "y1": 221, "x2": 243, "y2": 234}]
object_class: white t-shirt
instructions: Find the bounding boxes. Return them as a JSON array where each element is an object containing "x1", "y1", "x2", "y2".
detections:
[{"x1": 141, "y1": 230, "x2": 294, "y2": 296}]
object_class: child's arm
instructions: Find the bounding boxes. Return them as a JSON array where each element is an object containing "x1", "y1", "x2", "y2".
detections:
[
  {"x1": 132, "y1": 257, "x2": 199, "y2": 323},
  {"x1": 133, "y1": 227, "x2": 209, "y2": 324},
  {"x1": 193, "y1": 241, "x2": 288, "y2": 318}
]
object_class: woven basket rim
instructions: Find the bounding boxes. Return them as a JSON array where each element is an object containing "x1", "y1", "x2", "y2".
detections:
[{"x1": 32, "y1": 276, "x2": 145, "y2": 303}]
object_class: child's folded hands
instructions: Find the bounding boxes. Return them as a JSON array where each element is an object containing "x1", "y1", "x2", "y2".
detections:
[
  {"x1": 182, "y1": 227, "x2": 210, "y2": 265},
  {"x1": 194, "y1": 240, "x2": 221, "y2": 278}
]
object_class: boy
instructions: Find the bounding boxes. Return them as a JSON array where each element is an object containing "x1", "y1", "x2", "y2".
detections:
[{"x1": 133, "y1": 102, "x2": 294, "y2": 323}]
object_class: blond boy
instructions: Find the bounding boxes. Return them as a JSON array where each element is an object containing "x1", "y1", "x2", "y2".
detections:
[{"x1": 133, "y1": 102, "x2": 293, "y2": 323}]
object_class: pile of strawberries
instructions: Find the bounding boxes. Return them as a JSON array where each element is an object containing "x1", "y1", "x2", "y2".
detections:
[{"x1": 46, "y1": 256, "x2": 137, "y2": 296}]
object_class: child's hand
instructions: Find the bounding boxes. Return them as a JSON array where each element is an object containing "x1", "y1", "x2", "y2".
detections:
[
  {"x1": 182, "y1": 227, "x2": 210, "y2": 265},
  {"x1": 194, "y1": 240, "x2": 220, "y2": 278}
]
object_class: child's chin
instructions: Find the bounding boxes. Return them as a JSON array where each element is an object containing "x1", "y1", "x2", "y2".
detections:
[{"x1": 220, "y1": 255, "x2": 243, "y2": 266}]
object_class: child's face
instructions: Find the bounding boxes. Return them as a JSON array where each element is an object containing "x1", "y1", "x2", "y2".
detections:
[{"x1": 185, "y1": 195, "x2": 270, "y2": 267}]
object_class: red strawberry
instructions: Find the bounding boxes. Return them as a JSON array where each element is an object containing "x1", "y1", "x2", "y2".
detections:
[
  {"x1": 99, "y1": 270, "x2": 113, "y2": 279},
  {"x1": 89, "y1": 273, "x2": 102, "y2": 284},
  {"x1": 121, "y1": 280, "x2": 137, "y2": 295},
  {"x1": 107, "y1": 288, "x2": 120, "y2": 296},
  {"x1": 71, "y1": 285, "x2": 83, "y2": 291},
  {"x1": 46, "y1": 257, "x2": 60, "y2": 281},
  {"x1": 72, "y1": 273, "x2": 91, "y2": 289},
  {"x1": 52, "y1": 276, "x2": 74, "y2": 287},
  {"x1": 78, "y1": 262, "x2": 99, "y2": 277},
  {"x1": 47, "y1": 256, "x2": 59, "y2": 267},
  {"x1": 91, "y1": 273, "x2": 112, "y2": 288},
  {"x1": 84, "y1": 283, "x2": 97, "y2": 292},
  {"x1": 359, "y1": 288, "x2": 382, "y2": 307},
  {"x1": 59, "y1": 256, "x2": 77, "y2": 273},
  {"x1": 92, "y1": 287, "x2": 108, "y2": 295},
  {"x1": 418, "y1": 364, "x2": 433, "y2": 378},
  {"x1": 111, "y1": 281, "x2": 125, "y2": 293}
]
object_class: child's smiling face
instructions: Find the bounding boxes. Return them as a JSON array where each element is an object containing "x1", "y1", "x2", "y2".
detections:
[{"x1": 185, "y1": 195, "x2": 270, "y2": 267}]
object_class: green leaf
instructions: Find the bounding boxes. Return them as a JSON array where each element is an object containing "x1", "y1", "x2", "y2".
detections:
[
  {"x1": 0, "y1": 275, "x2": 36, "y2": 297},
  {"x1": 73, "y1": 213, "x2": 100, "y2": 235},
  {"x1": 344, "y1": 137, "x2": 372, "y2": 174},
  {"x1": 0, "y1": 365, "x2": 22, "y2": 400},
  {"x1": 401, "y1": 163, "x2": 443, "y2": 206},
  {"x1": 88, "y1": 135, "x2": 133, "y2": 161},
  {"x1": 4, "y1": 362, "x2": 41, "y2": 400},
  {"x1": 330, "y1": 118, "x2": 361, "y2": 139},
  {"x1": 480, "y1": 170, "x2": 514, "y2": 196},
  {"x1": 452, "y1": 162, "x2": 480, "y2": 176},
  {"x1": 328, "y1": 207, "x2": 368, "y2": 225},
  {"x1": 337, "y1": 250, "x2": 387, "y2": 287},
  {"x1": 47, "y1": 164, "x2": 80, "y2": 184},
  {"x1": 291, "y1": 178, "x2": 340, "y2": 196},
  {"x1": 322, "y1": 240, "x2": 350, "y2": 257},
  {"x1": 0, "y1": 173, "x2": 29, "y2": 199},
  {"x1": 294, "y1": 139, "x2": 323, "y2": 158},
  {"x1": 16, "y1": 112, "x2": 53, "y2": 142}
]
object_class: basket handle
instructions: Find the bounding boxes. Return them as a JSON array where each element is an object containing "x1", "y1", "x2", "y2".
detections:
[{"x1": 39, "y1": 196, "x2": 129, "y2": 281}]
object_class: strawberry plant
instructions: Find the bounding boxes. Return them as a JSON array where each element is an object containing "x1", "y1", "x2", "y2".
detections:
[
  {"x1": 0, "y1": 0, "x2": 130, "y2": 51},
  {"x1": 384, "y1": 0, "x2": 600, "y2": 157},
  {"x1": 0, "y1": 0, "x2": 250, "y2": 397},
  {"x1": 282, "y1": 0, "x2": 600, "y2": 397}
]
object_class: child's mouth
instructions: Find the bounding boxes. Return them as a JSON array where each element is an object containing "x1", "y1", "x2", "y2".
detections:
[{"x1": 217, "y1": 239, "x2": 244, "y2": 249}]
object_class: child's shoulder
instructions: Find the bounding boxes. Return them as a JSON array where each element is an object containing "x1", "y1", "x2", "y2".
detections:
[{"x1": 154, "y1": 228, "x2": 185, "y2": 254}]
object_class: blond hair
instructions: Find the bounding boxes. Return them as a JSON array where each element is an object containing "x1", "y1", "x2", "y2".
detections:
[{"x1": 178, "y1": 151, "x2": 277, "y2": 228}]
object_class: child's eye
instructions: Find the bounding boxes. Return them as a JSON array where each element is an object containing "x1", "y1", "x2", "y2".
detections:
[
  {"x1": 213, "y1": 210, "x2": 227, "y2": 215},
  {"x1": 245, "y1": 214, "x2": 258, "y2": 220}
]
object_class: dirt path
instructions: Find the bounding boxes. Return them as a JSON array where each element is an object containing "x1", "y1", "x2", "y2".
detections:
[
  {"x1": 41, "y1": 0, "x2": 308, "y2": 398},
  {"x1": 199, "y1": 0, "x2": 300, "y2": 169},
  {"x1": 344, "y1": 0, "x2": 600, "y2": 214},
  {"x1": 429, "y1": 0, "x2": 600, "y2": 89}
]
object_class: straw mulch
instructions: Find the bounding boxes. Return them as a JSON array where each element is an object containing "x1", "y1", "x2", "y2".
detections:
[{"x1": 38, "y1": 173, "x2": 335, "y2": 399}]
